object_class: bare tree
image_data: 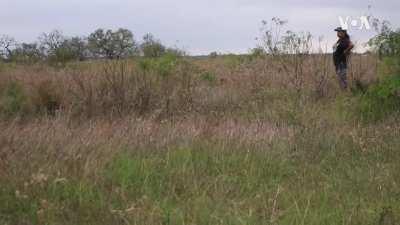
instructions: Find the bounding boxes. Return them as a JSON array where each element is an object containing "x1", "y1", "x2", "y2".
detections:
[
  {"x1": 38, "y1": 30, "x2": 66, "y2": 56},
  {"x1": 38, "y1": 31, "x2": 91, "y2": 65},
  {"x1": 0, "y1": 35, "x2": 17, "y2": 60}
]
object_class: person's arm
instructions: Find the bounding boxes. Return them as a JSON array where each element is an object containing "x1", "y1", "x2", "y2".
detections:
[{"x1": 344, "y1": 41, "x2": 354, "y2": 55}]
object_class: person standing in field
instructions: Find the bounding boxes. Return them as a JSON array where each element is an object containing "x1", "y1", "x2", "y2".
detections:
[{"x1": 333, "y1": 27, "x2": 354, "y2": 90}]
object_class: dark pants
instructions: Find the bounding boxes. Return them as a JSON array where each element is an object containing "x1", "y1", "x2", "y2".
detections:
[{"x1": 335, "y1": 61, "x2": 348, "y2": 89}]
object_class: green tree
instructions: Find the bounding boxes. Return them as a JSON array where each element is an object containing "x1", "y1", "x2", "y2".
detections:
[
  {"x1": 62, "y1": 37, "x2": 88, "y2": 61},
  {"x1": 88, "y1": 28, "x2": 136, "y2": 59},
  {"x1": 369, "y1": 20, "x2": 400, "y2": 59}
]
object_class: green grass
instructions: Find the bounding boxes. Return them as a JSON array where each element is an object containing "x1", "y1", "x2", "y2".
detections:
[
  {"x1": 0, "y1": 81, "x2": 29, "y2": 117},
  {"x1": 2, "y1": 136, "x2": 399, "y2": 225},
  {"x1": 358, "y1": 74, "x2": 400, "y2": 122}
]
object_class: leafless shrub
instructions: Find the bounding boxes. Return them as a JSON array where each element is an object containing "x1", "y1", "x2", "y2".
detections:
[
  {"x1": 258, "y1": 18, "x2": 313, "y2": 93},
  {"x1": 0, "y1": 35, "x2": 17, "y2": 60},
  {"x1": 61, "y1": 57, "x2": 199, "y2": 119}
]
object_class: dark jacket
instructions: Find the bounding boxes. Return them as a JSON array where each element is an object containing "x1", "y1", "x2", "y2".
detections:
[{"x1": 333, "y1": 37, "x2": 351, "y2": 67}]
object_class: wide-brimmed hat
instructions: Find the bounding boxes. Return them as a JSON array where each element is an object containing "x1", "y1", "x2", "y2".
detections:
[{"x1": 334, "y1": 27, "x2": 347, "y2": 32}]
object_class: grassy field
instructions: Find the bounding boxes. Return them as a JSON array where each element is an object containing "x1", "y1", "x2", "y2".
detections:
[{"x1": 0, "y1": 54, "x2": 399, "y2": 225}]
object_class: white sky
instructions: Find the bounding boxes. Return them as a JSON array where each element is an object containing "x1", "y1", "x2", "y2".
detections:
[{"x1": 1, "y1": 0, "x2": 399, "y2": 55}]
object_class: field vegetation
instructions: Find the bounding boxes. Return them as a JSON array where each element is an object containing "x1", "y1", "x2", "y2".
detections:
[{"x1": 0, "y1": 18, "x2": 399, "y2": 225}]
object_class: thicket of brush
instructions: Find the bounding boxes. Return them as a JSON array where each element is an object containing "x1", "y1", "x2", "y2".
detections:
[{"x1": 1, "y1": 19, "x2": 400, "y2": 225}]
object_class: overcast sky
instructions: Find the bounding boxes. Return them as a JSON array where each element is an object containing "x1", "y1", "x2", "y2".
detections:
[{"x1": 1, "y1": 0, "x2": 399, "y2": 55}]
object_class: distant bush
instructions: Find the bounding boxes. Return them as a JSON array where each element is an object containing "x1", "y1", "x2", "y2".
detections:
[
  {"x1": 9, "y1": 43, "x2": 42, "y2": 64},
  {"x1": 209, "y1": 51, "x2": 218, "y2": 58},
  {"x1": 47, "y1": 46, "x2": 79, "y2": 67},
  {"x1": 249, "y1": 47, "x2": 265, "y2": 58},
  {"x1": 140, "y1": 33, "x2": 166, "y2": 58},
  {"x1": 138, "y1": 52, "x2": 181, "y2": 77},
  {"x1": 154, "y1": 53, "x2": 180, "y2": 77}
]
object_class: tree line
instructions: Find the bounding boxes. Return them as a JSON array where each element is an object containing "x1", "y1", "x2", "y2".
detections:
[{"x1": 0, "y1": 28, "x2": 181, "y2": 65}]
